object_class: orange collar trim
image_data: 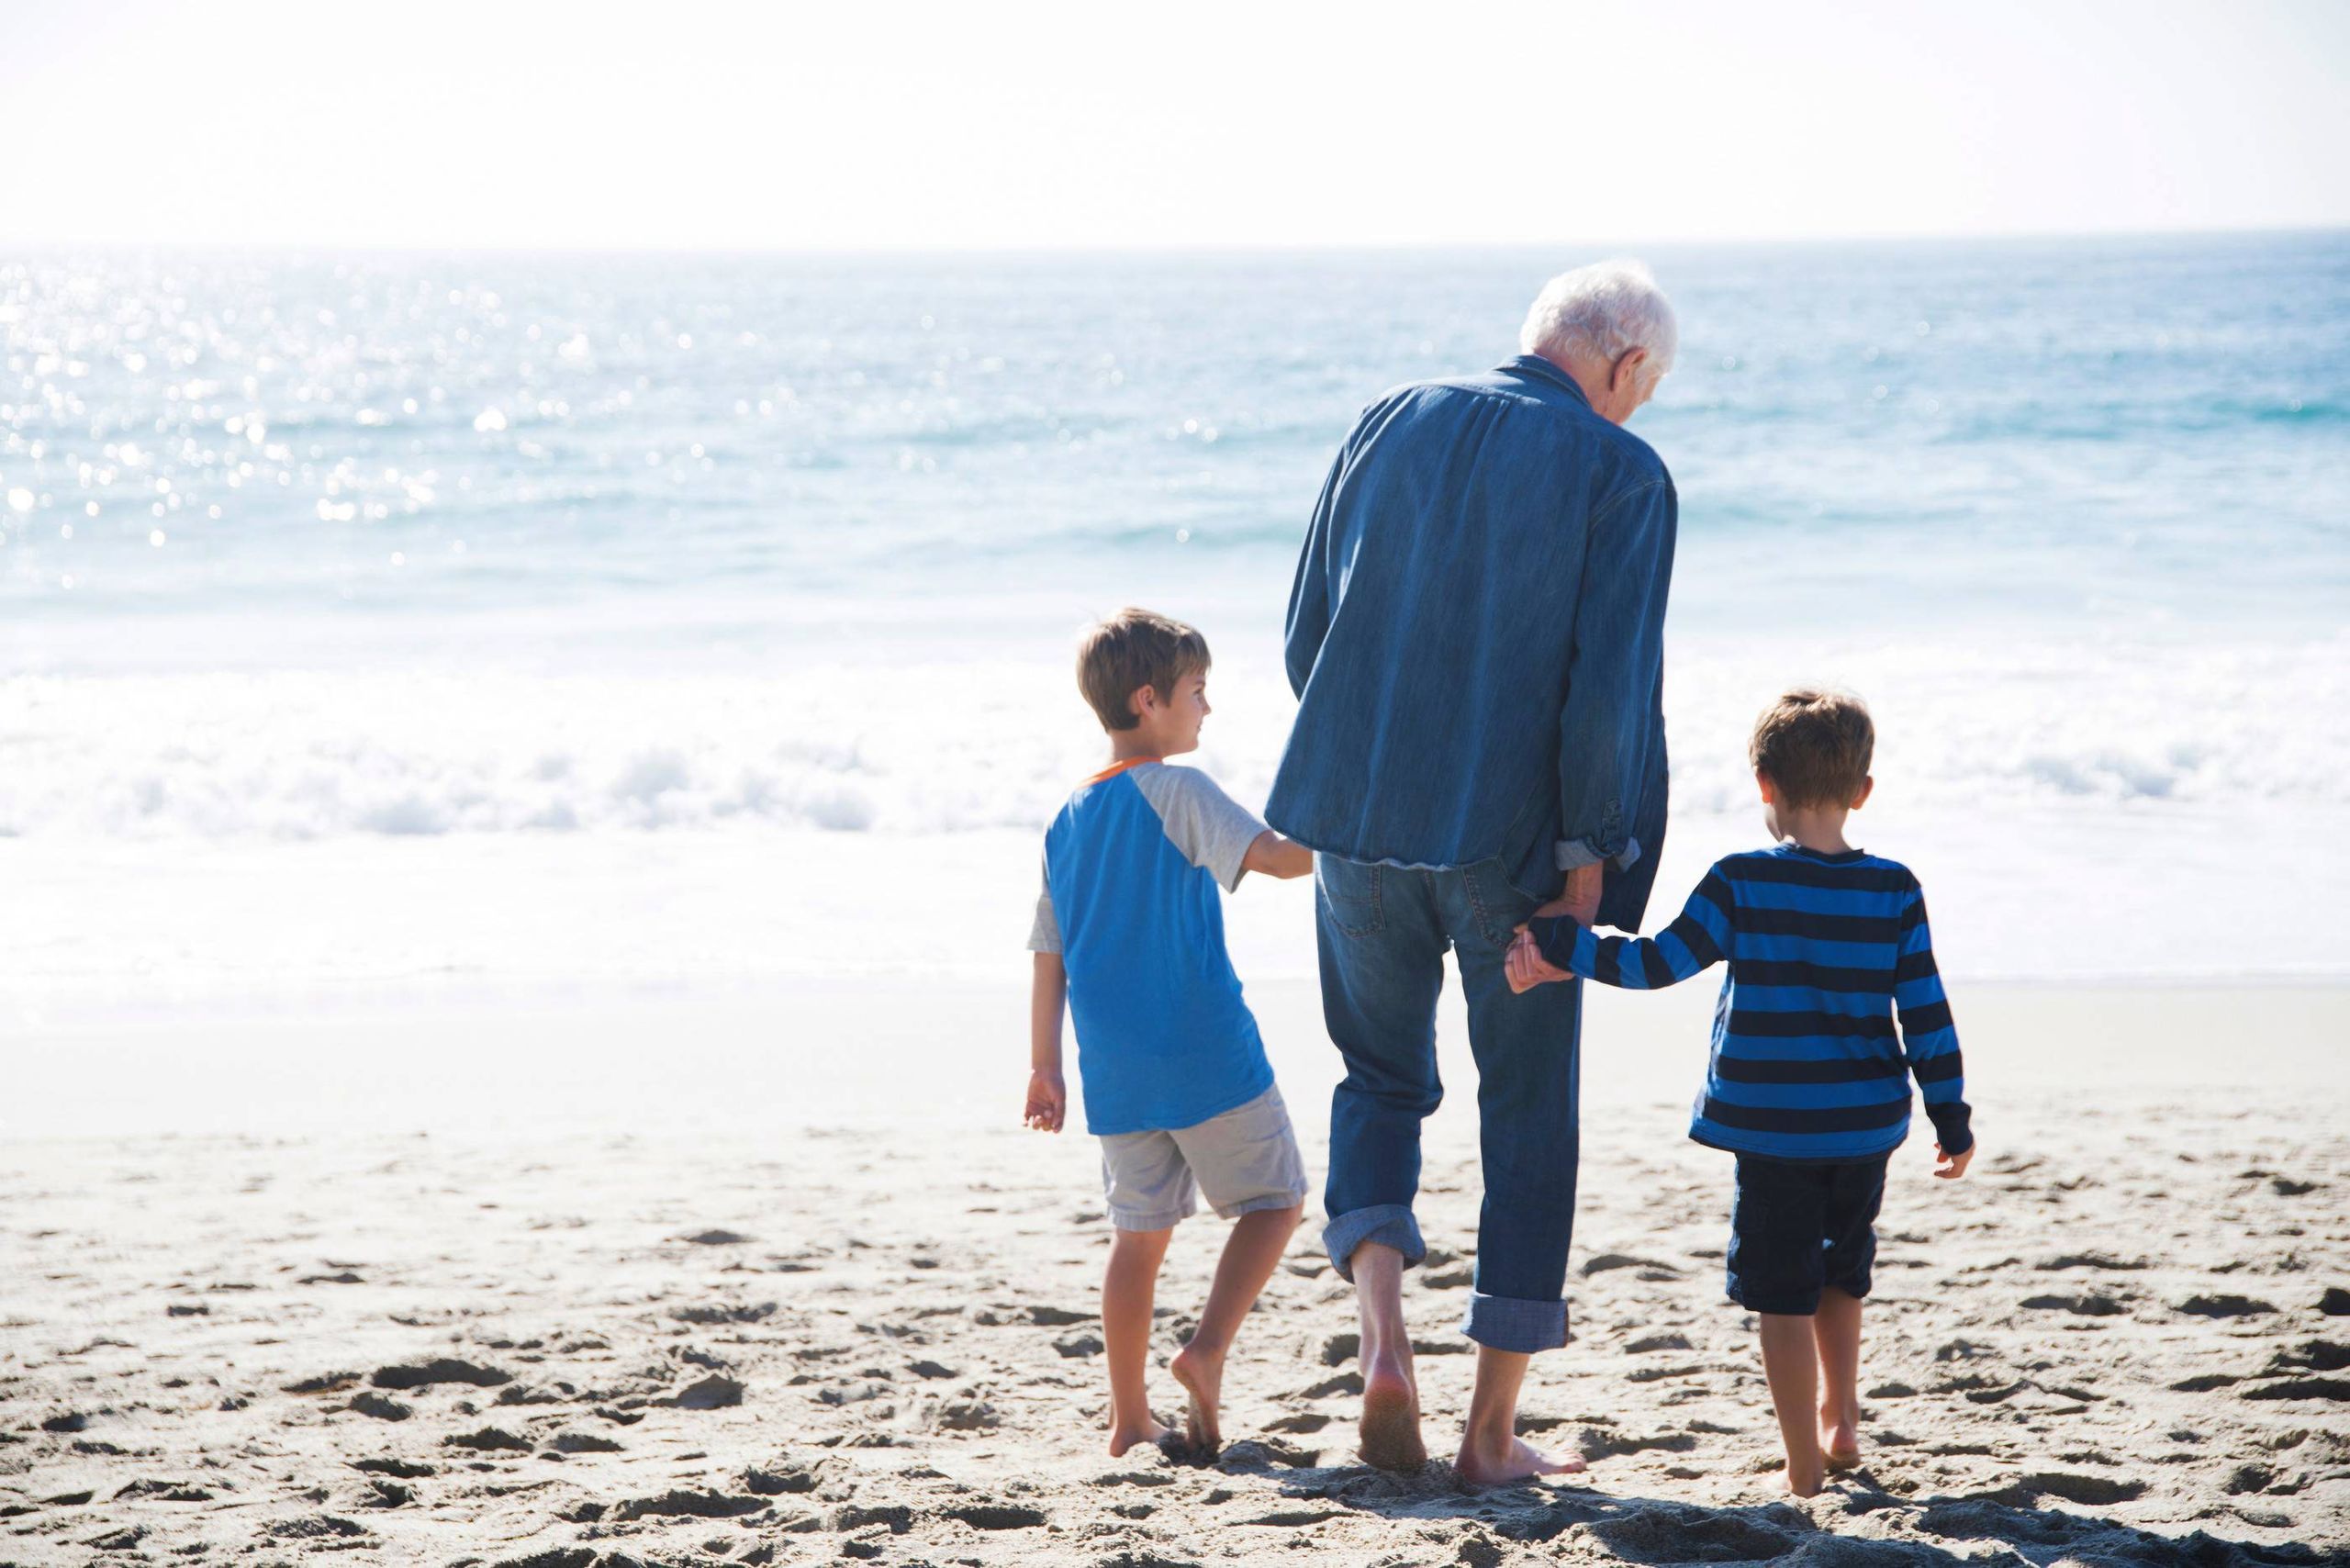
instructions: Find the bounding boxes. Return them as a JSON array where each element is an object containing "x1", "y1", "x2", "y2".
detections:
[{"x1": 1084, "y1": 756, "x2": 1160, "y2": 785}]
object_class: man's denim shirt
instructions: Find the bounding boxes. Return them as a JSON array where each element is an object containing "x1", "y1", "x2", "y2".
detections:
[{"x1": 1267, "y1": 354, "x2": 1676, "y2": 930}]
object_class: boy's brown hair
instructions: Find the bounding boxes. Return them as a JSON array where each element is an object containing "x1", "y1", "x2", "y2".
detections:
[
  {"x1": 1749, "y1": 688, "x2": 1874, "y2": 808},
  {"x1": 1077, "y1": 608, "x2": 1211, "y2": 733}
]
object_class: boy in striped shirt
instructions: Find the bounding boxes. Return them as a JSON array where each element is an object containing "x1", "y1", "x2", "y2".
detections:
[{"x1": 1505, "y1": 689, "x2": 1974, "y2": 1496}]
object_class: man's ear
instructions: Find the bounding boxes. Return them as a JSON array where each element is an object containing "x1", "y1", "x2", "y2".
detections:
[
  {"x1": 1852, "y1": 776, "x2": 1874, "y2": 810},
  {"x1": 1755, "y1": 769, "x2": 1776, "y2": 805},
  {"x1": 1613, "y1": 346, "x2": 1651, "y2": 392}
]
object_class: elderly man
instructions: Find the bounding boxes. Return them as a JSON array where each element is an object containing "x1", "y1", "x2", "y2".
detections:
[{"x1": 1266, "y1": 260, "x2": 1679, "y2": 1484}]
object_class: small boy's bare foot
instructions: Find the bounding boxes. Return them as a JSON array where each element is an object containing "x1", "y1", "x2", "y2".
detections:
[
  {"x1": 1169, "y1": 1341, "x2": 1225, "y2": 1454},
  {"x1": 1107, "y1": 1414, "x2": 1172, "y2": 1458},
  {"x1": 1358, "y1": 1356, "x2": 1427, "y2": 1472},
  {"x1": 1455, "y1": 1432, "x2": 1585, "y2": 1488},
  {"x1": 1820, "y1": 1404, "x2": 1860, "y2": 1470}
]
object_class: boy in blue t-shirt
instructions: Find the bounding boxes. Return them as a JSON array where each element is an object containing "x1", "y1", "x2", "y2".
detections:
[
  {"x1": 1506, "y1": 689, "x2": 1977, "y2": 1496},
  {"x1": 1026, "y1": 608, "x2": 1315, "y2": 1459}
]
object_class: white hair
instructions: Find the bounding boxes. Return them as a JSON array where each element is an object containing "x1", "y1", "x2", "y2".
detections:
[{"x1": 1518, "y1": 259, "x2": 1678, "y2": 380}]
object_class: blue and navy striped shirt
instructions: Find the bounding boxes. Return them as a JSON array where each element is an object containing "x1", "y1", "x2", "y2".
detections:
[{"x1": 1529, "y1": 844, "x2": 1972, "y2": 1163}]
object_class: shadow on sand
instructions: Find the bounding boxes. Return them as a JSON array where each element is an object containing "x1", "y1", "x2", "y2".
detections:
[{"x1": 1175, "y1": 1439, "x2": 2329, "y2": 1566}]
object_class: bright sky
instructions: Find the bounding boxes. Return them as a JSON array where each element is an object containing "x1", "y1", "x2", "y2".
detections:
[{"x1": 6, "y1": 0, "x2": 2346, "y2": 250}]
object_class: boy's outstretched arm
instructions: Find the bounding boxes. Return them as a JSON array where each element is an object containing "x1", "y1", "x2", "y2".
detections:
[
  {"x1": 1507, "y1": 867, "x2": 1734, "y2": 995},
  {"x1": 1892, "y1": 883, "x2": 1975, "y2": 1175},
  {"x1": 1026, "y1": 952, "x2": 1068, "y2": 1132},
  {"x1": 1241, "y1": 829, "x2": 1314, "y2": 880}
]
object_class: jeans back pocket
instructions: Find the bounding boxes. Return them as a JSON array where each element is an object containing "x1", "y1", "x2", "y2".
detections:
[
  {"x1": 1315, "y1": 855, "x2": 1383, "y2": 938},
  {"x1": 1460, "y1": 857, "x2": 1539, "y2": 951}
]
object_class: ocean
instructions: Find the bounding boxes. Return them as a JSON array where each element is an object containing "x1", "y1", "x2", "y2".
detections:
[{"x1": 3, "y1": 233, "x2": 2345, "y2": 1015}]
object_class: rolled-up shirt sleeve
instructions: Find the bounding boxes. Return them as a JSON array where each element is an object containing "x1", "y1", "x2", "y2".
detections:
[{"x1": 1556, "y1": 476, "x2": 1677, "y2": 873}]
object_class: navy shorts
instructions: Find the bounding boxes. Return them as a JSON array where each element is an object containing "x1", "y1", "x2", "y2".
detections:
[{"x1": 1725, "y1": 1154, "x2": 1889, "y2": 1316}]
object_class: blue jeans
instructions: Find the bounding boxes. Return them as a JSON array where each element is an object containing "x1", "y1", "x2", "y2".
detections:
[{"x1": 1315, "y1": 853, "x2": 1583, "y2": 1353}]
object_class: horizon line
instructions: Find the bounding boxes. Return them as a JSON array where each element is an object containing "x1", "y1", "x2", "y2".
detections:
[{"x1": 0, "y1": 220, "x2": 2344, "y2": 263}]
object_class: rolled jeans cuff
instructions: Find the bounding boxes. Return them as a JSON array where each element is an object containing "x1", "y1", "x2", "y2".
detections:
[
  {"x1": 1557, "y1": 834, "x2": 1640, "y2": 874},
  {"x1": 1322, "y1": 1204, "x2": 1424, "y2": 1282},
  {"x1": 1461, "y1": 1290, "x2": 1569, "y2": 1353}
]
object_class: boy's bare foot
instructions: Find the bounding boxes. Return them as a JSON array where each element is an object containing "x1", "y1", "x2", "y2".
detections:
[
  {"x1": 1357, "y1": 1352, "x2": 1427, "y2": 1471},
  {"x1": 1785, "y1": 1455, "x2": 1827, "y2": 1496},
  {"x1": 1168, "y1": 1341, "x2": 1225, "y2": 1454},
  {"x1": 1106, "y1": 1414, "x2": 1173, "y2": 1458},
  {"x1": 1455, "y1": 1432, "x2": 1584, "y2": 1487},
  {"x1": 1820, "y1": 1399, "x2": 1860, "y2": 1470}
]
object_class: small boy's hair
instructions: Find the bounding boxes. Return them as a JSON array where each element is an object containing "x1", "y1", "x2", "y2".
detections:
[
  {"x1": 1749, "y1": 688, "x2": 1874, "y2": 808},
  {"x1": 1077, "y1": 608, "x2": 1210, "y2": 733}
]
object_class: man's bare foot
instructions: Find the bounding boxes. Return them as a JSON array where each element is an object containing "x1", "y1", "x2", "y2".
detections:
[
  {"x1": 1169, "y1": 1341, "x2": 1225, "y2": 1454},
  {"x1": 1358, "y1": 1352, "x2": 1427, "y2": 1471},
  {"x1": 1106, "y1": 1413, "x2": 1172, "y2": 1458},
  {"x1": 1455, "y1": 1432, "x2": 1585, "y2": 1488}
]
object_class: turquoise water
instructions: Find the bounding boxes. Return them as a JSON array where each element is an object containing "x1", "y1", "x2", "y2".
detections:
[
  {"x1": 0, "y1": 234, "x2": 2344, "y2": 855},
  {"x1": 4, "y1": 233, "x2": 2344, "y2": 644}
]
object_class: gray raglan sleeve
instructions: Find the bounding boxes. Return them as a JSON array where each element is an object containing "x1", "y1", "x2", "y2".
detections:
[
  {"x1": 1131, "y1": 764, "x2": 1269, "y2": 893},
  {"x1": 1025, "y1": 855, "x2": 1062, "y2": 954}
]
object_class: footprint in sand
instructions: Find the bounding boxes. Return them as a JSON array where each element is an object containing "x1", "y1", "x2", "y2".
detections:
[
  {"x1": 1577, "y1": 1428, "x2": 1697, "y2": 1462},
  {"x1": 442, "y1": 1427, "x2": 532, "y2": 1452},
  {"x1": 941, "y1": 1504, "x2": 1047, "y2": 1529},
  {"x1": 370, "y1": 1359, "x2": 512, "y2": 1390},
  {"x1": 744, "y1": 1464, "x2": 820, "y2": 1495},
  {"x1": 614, "y1": 1489, "x2": 767, "y2": 1521},
  {"x1": 1588, "y1": 1508, "x2": 1793, "y2": 1562},
  {"x1": 671, "y1": 1302, "x2": 777, "y2": 1325},
  {"x1": 2241, "y1": 1378, "x2": 2350, "y2": 1403},
  {"x1": 2020, "y1": 1292, "x2": 2128, "y2": 1316},
  {"x1": 1298, "y1": 1372, "x2": 1362, "y2": 1398},
  {"x1": 1263, "y1": 1412, "x2": 1331, "y2": 1434},
  {"x1": 659, "y1": 1373, "x2": 744, "y2": 1408}
]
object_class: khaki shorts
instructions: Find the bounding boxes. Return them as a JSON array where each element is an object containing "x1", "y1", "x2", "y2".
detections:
[{"x1": 1099, "y1": 1085, "x2": 1308, "y2": 1231}]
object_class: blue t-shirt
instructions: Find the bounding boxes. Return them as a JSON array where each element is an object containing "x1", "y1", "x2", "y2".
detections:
[{"x1": 1026, "y1": 759, "x2": 1273, "y2": 1136}]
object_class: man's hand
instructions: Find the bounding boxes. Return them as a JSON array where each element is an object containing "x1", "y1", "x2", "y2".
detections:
[
  {"x1": 1933, "y1": 1142, "x2": 1974, "y2": 1180},
  {"x1": 1533, "y1": 861, "x2": 1604, "y2": 928},
  {"x1": 1505, "y1": 928, "x2": 1572, "y2": 994},
  {"x1": 1024, "y1": 1070, "x2": 1067, "y2": 1133}
]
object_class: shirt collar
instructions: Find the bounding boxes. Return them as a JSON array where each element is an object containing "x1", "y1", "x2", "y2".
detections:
[
  {"x1": 1780, "y1": 842, "x2": 1867, "y2": 865},
  {"x1": 1504, "y1": 353, "x2": 1593, "y2": 408},
  {"x1": 1084, "y1": 756, "x2": 1159, "y2": 785}
]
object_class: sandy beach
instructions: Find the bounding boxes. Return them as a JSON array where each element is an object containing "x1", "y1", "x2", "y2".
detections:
[{"x1": 5, "y1": 980, "x2": 2344, "y2": 1565}]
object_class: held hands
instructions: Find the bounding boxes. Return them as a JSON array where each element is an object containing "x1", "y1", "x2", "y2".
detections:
[
  {"x1": 1505, "y1": 928, "x2": 1571, "y2": 994},
  {"x1": 1024, "y1": 1070, "x2": 1067, "y2": 1133},
  {"x1": 1933, "y1": 1142, "x2": 1974, "y2": 1180},
  {"x1": 1505, "y1": 862, "x2": 1601, "y2": 994}
]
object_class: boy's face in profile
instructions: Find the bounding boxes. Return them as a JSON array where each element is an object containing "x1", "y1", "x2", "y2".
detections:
[{"x1": 1127, "y1": 667, "x2": 1211, "y2": 756}]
